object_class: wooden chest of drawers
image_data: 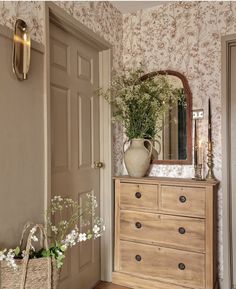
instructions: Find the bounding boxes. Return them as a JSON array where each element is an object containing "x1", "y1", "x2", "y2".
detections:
[{"x1": 112, "y1": 176, "x2": 219, "y2": 289}]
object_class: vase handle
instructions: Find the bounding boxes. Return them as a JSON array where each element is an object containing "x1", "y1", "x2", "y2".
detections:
[
  {"x1": 123, "y1": 139, "x2": 130, "y2": 154},
  {"x1": 154, "y1": 139, "x2": 161, "y2": 155},
  {"x1": 144, "y1": 139, "x2": 153, "y2": 159}
]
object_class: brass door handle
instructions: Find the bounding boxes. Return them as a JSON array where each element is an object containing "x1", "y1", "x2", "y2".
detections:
[{"x1": 94, "y1": 161, "x2": 104, "y2": 169}]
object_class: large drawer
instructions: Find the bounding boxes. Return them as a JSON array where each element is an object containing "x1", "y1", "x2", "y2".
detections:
[
  {"x1": 120, "y1": 183, "x2": 158, "y2": 210},
  {"x1": 120, "y1": 210, "x2": 205, "y2": 253},
  {"x1": 120, "y1": 240, "x2": 205, "y2": 289},
  {"x1": 160, "y1": 185, "x2": 206, "y2": 217}
]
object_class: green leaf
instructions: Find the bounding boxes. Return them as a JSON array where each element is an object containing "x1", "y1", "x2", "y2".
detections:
[
  {"x1": 14, "y1": 247, "x2": 20, "y2": 256},
  {"x1": 41, "y1": 249, "x2": 50, "y2": 257}
]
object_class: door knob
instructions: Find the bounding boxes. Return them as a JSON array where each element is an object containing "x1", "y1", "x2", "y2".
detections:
[{"x1": 94, "y1": 161, "x2": 104, "y2": 169}]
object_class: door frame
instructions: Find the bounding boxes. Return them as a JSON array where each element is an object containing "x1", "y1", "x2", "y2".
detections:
[
  {"x1": 221, "y1": 34, "x2": 236, "y2": 289},
  {"x1": 44, "y1": 2, "x2": 113, "y2": 281}
]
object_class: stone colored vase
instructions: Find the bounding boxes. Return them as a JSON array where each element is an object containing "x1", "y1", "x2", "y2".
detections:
[
  {"x1": 123, "y1": 139, "x2": 153, "y2": 177},
  {"x1": 144, "y1": 139, "x2": 161, "y2": 162}
]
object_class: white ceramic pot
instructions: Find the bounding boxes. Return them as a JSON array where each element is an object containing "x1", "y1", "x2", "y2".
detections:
[
  {"x1": 123, "y1": 138, "x2": 153, "y2": 177},
  {"x1": 144, "y1": 139, "x2": 161, "y2": 162}
]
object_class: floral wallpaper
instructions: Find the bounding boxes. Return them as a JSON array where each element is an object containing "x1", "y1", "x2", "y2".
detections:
[
  {"x1": 123, "y1": 1, "x2": 236, "y2": 279},
  {"x1": 1, "y1": 0, "x2": 236, "y2": 280},
  {"x1": 0, "y1": 1, "x2": 44, "y2": 43}
]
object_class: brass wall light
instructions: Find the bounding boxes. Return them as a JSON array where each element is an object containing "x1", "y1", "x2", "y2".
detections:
[{"x1": 13, "y1": 19, "x2": 31, "y2": 80}]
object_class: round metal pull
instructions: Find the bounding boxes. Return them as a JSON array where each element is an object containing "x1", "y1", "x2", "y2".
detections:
[
  {"x1": 135, "y1": 255, "x2": 142, "y2": 262},
  {"x1": 179, "y1": 195, "x2": 186, "y2": 203},
  {"x1": 178, "y1": 227, "x2": 186, "y2": 234},
  {"x1": 135, "y1": 192, "x2": 142, "y2": 199},
  {"x1": 135, "y1": 222, "x2": 142, "y2": 229},
  {"x1": 178, "y1": 263, "x2": 186, "y2": 270}
]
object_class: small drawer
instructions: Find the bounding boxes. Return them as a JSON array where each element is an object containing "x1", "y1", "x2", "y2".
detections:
[
  {"x1": 120, "y1": 211, "x2": 205, "y2": 252},
  {"x1": 120, "y1": 240, "x2": 205, "y2": 289},
  {"x1": 160, "y1": 185, "x2": 206, "y2": 217},
  {"x1": 120, "y1": 183, "x2": 158, "y2": 210}
]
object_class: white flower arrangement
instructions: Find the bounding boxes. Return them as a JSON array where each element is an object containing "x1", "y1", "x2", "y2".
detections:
[
  {"x1": 100, "y1": 67, "x2": 183, "y2": 139},
  {"x1": 0, "y1": 194, "x2": 105, "y2": 270}
]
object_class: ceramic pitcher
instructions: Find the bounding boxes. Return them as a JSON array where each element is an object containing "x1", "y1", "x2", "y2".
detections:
[{"x1": 123, "y1": 139, "x2": 153, "y2": 177}]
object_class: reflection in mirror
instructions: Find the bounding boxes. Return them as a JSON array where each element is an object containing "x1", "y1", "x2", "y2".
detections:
[
  {"x1": 141, "y1": 71, "x2": 192, "y2": 165},
  {"x1": 158, "y1": 75, "x2": 187, "y2": 160}
]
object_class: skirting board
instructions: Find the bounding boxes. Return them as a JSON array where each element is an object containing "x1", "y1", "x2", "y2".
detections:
[{"x1": 112, "y1": 272, "x2": 219, "y2": 289}]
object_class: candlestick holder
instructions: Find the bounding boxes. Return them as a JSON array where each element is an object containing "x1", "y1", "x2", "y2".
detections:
[
  {"x1": 193, "y1": 164, "x2": 204, "y2": 180},
  {"x1": 206, "y1": 141, "x2": 216, "y2": 180}
]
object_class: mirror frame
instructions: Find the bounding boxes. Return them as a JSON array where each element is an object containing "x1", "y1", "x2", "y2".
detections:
[{"x1": 140, "y1": 70, "x2": 192, "y2": 165}]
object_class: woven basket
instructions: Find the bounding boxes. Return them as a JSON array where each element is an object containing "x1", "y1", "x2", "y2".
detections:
[{"x1": 0, "y1": 224, "x2": 60, "y2": 289}]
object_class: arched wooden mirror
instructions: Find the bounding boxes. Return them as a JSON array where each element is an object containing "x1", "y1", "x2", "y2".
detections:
[{"x1": 140, "y1": 70, "x2": 192, "y2": 165}]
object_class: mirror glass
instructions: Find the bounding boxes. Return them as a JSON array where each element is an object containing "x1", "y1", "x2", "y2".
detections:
[
  {"x1": 141, "y1": 71, "x2": 192, "y2": 165},
  {"x1": 156, "y1": 75, "x2": 187, "y2": 161}
]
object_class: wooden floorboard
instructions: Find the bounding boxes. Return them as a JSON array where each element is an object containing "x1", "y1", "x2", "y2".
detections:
[{"x1": 94, "y1": 282, "x2": 131, "y2": 289}]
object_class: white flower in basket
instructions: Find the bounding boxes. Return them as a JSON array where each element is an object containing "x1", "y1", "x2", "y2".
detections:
[{"x1": 0, "y1": 194, "x2": 105, "y2": 289}]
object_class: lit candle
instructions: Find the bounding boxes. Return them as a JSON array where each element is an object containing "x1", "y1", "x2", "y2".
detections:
[
  {"x1": 198, "y1": 140, "x2": 204, "y2": 165},
  {"x1": 194, "y1": 120, "x2": 198, "y2": 165},
  {"x1": 208, "y1": 99, "x2": 212, "y2": 143}
]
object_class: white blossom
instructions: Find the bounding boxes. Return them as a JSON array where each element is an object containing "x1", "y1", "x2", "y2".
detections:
[
  {"x1": 93, "y1": 225, "x2": 100, "y2": 235},
  {"x1": 51, "y1": 226, "x2": 58, "y2": 234},
  {"x1": 0, "y1": 249, "x2": 6, "y2": 261},
  {"x1": 0, "y1": 249, "x2": 17, "y2": 270},
  {"x1": 30, "y1": 227, "x2": 39, "y2": 242},
  {"x1": 78, "y1": 233, "x2": 87, "y2": 242},
  {"x1": 30, "y1": 227, "x2": 36, "y2": 234},
  {"x1": 62, "y1": 229, "x2": 79, "y2": 247},
  {"x1": 31, "y1": 235, "x2": 38, "y2": 242}
]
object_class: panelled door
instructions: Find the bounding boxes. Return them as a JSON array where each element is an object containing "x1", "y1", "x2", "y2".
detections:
[{"x1": 50, "y1": 21, "x2": 101, "y2": 289}]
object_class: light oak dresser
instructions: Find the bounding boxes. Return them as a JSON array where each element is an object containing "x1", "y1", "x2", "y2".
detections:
[{"x1": 112, "y1": 176, "x2": 219, "y2": 289}]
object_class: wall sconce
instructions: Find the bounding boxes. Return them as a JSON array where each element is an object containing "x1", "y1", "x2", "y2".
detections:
[{"x1": 12, "y1": 19, "x2": 31, "y2": 81}]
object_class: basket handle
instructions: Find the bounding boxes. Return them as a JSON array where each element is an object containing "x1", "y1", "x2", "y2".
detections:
[
  {"x1": 20, "y1": 224, "x2": 51, "y2": 289},
  {"x1": 19, "y1": 222, "x2": 44, "y2": 251},
  {"x1": 19, "y1": 222, "x2": 34, "y2": 250}
]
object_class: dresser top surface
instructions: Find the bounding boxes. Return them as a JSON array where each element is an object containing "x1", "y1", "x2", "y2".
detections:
[{"x1": 114, "y1": 175, "x2": 219, "y2": 187}]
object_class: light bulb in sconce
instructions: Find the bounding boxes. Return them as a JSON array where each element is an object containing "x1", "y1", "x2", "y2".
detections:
[{"x1": 12, "y1": 19, "x2": 31, "y2": 81}]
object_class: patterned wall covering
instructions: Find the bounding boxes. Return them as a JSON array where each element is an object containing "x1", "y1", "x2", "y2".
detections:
[
  {"x1": 0, "y1": 1, "x2": 44, "y2": 43},
  {"x1": 1, "y1": 0, "x2": 236, "y2": 280},
  {"x1": 123, "y1": 1, "x2": 236, "y2": 278}
]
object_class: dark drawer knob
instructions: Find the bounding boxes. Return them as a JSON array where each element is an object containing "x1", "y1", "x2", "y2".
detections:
[
  {"x1": 178, "y1": 227, "x2": 186, "y2": 234},
  {"x1": 135, "y1": 192, "x2": 142, "y2": 199},
  {"x1": 135, "y1": 222, "x2": 142, "y2": 229},
  {"x1": 179, "y1": 195, "x2": 187, "y2": 203},
  {"x1": 135, "y1": 255, "x2": 142, "y2": 262},
  {"x1": 178, "y1": 263, "x2": 186, "y2": 270}
]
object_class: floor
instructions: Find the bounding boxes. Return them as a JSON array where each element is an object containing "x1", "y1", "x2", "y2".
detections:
[{"x1": 94, "y1": 282, "x2": 130, "y2": 289}]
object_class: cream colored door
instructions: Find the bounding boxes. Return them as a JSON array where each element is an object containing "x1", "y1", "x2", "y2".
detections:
[{"x1": 50, "y1": 21, "x2": 100, "y2": 289}]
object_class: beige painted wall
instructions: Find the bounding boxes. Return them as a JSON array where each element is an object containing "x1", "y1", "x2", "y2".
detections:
[{"x1": 0, "y1": 27, "x2": 45, "y2": 248}]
